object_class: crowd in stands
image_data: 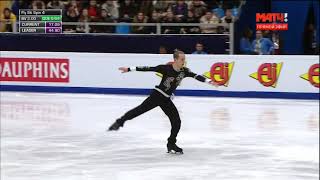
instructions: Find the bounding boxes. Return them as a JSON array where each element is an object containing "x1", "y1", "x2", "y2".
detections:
[
  {"x1": 1, "y1": 1, "x2": 317, "y2": 55},
  {"x1": 0, "y1": 0, "x2": 241, "y2": 33}
]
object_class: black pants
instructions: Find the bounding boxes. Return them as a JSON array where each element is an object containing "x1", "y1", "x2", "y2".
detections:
[{"x1": 117, "y1": 90, "x2": 181, "y2": 144}]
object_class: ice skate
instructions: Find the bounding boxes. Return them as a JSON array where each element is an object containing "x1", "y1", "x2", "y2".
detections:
[
  {"x1": 167, "y1": 143, "x2": 183, "y2": 154},
  {"x1": 108, "y1": 120, "x2": 122, "y2": 131}
]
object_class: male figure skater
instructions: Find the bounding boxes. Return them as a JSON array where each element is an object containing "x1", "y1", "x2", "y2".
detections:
[{"x1": 108, "y1": 50, "x2": 217, "y2": 154}]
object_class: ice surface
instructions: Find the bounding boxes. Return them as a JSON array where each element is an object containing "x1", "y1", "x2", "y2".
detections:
[{"x1": 1, "y1": 92, "x2": 319, "y2": 180}]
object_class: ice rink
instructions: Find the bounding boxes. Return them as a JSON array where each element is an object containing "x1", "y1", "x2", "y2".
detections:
[{"x1": 1, "y1": 92, "x2": 319, "y2": 180}]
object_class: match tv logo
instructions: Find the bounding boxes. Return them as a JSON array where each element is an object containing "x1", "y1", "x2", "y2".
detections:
[
  {"x1": 300, "y1": 64, "x2": 319, "y2": 88},
  {"x1": 250, "y1": 63, "x2": 283, "y2": 88},
  {"x1": 256, "y1": 13, "x2": 288, "y2": 30},
  {"x1": 203, "y1": 62, "x2": 234, "y2": 87}
]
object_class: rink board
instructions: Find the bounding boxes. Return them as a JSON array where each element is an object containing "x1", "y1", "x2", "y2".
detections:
[{"x1": 0, "y1": 51, "x2": 319, "y2": 99}]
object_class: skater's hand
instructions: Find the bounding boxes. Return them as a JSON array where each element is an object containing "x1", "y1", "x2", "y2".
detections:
[{"x1": 118, "y1": 67, "x2": 129, "y2": 73}]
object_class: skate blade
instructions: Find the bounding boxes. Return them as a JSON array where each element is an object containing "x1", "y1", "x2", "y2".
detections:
[{"x1": 167, "y1": 150, "x2": 183, "y2": 154}]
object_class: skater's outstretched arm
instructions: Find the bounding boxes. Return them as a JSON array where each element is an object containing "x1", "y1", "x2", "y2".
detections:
[
  {"x1": 119, "y1": 65, "x2": 165, "y2": 73},
  {"x1": 185, "y1": 68, "x2": 219, "y2": 87}
]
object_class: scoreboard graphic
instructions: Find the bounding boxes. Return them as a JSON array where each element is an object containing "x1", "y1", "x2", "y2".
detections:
[{"x1": 19, "y1": 9, "x2": 62, "y2": 34}]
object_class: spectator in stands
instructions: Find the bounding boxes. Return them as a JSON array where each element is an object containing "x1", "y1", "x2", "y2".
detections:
[
  {"x1": 189, "y1": 0, "x2": 207, "y2": 19},
  {"x1": 252, "y1": 30, "x2": 274, "y2": 55},
  {"x1": 221, "y1": 9, "x2": 236, "y2": 23},
  {"x1": 153, "y1": 1, "x2": 172, "y2": 13},
  {"x1": 192, "y1": 42, "x2": 208, "y2": 54},
  {"x1": 62, "y1": 6, "x2": 79, "y2": 32},
  {"x1": 101, "y1": 0, "x2": 119, "y2": 20},
  {"x1": 181, "y1": 10, "x2": 200, "y2": 34},
  {"x1": 87, "y1": 0, "x2": 99, "y2": 19},
  {"x1": 66, "y1": 0, "x2": 82, "y2": 11},
  {"x1": 0, "y1": 8, "x2": 16, "y2": 32},
  {"x1": 47, "y1": 0, "x2": 64, "y2": 9},
  {"x1": 200, "y1": 11, "x2": 220, "y2": 33},
  {"x1": 240, "y1": 27, "x2": 256, "y2": 54},
  {"x1": 149, "y1": 10, "x2": 161, "y2": 34},
  {"x1": 76, "y1": 8, "x2": 91, "y2": 33},
  {"x1": 119, "y1": 0, "x2": 137, "y2": 20},
  {"x1": 139, "y1": 1, "x2": 153, "y2": 18},
  {"x1": 172, "y1": 0, "x2": 188, "y2": 21},
  {"x1": 150, "y1": 10, "x2": 161, "y2": 22},
  {"x1": 159, "y1": 46, "x2": 168, "y2": 54},
  {"x1": 80, "y1": 8, "x2": 91, "y2": 22},
  {"x1": 92, "y1": 8, "x2": 115, "y2": 33},
  {"x1": 132, "y1": 12, "x2": 149, "y2": 34},
  {"x1": 162, "y1": 10, "x2": 178, "y2": 34},
  {"x1": 31, "y1": 0, "x2": 46, "y2": 10}
]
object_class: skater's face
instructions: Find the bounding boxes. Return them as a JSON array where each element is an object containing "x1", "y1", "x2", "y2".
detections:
[{"x1": 174, "y1": 54, "x2": 186, "y2": 68}]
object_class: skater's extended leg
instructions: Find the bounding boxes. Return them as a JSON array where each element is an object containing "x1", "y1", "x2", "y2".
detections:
[{"x1": 109, "y1": 92, "x2": 159, "y2": 130}]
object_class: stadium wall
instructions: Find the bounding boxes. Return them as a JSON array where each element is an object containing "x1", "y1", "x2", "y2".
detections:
[
  {"x1": 0, "y1": 51, "x2": 319, "y2": 100},
  {"x1": 0, "y1": 34, "x2": 229, "y2": 54}
]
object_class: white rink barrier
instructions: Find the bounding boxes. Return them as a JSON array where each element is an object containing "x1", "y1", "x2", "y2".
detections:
[{"x1": 0, "y1": 51, "x2": 319, "y2": 99}]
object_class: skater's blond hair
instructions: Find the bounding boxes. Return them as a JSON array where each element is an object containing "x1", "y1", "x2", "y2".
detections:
[{"x1": 173, "y1": 49, "x2": 185, "y2": 60}]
